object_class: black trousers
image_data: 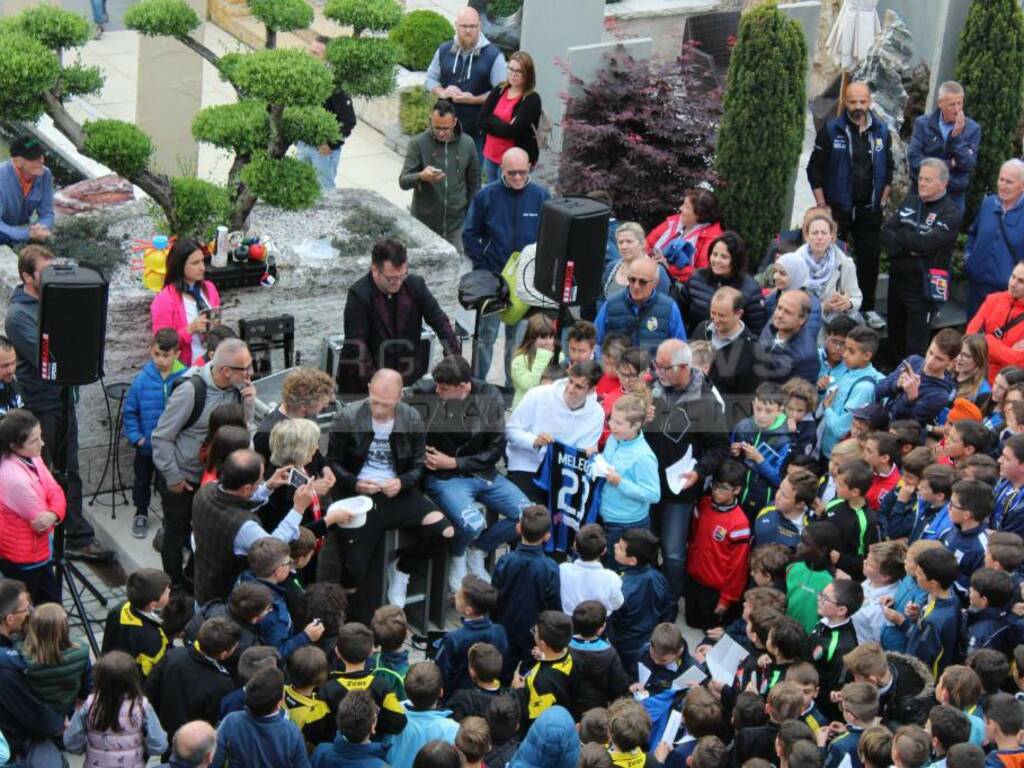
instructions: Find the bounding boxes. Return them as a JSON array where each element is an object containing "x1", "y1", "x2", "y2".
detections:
[
  {"x1": 684, "y1": 576, "x2": 740, "y2": 631},
  {"x1": 337, "y1": 488, "x2": 448, "y2": 623},
  {"x1": 157, "y1": 478, "x2": 196, "y2": 591},
  {"x1": 834, "y1": 206, "x2": 883, "y2": 312},
  {"x1": 37, "y1": 405, "x2": 94, "y2": 546},
  {"x1": 0, "y1": 559, "x2": 61, "y2": 606},
  {"x1": 133, "y1": 450, "x2": 156, "y2": 517},
  {"x1": 887, "y1": 259, "x2": 933, "y2": 363}
]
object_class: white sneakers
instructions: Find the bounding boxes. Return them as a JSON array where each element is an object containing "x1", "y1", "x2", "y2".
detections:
[
  {"x1": 865, "y1": 310, "x2": 887, "y2": 330},
  {"x1": 467, "y1": 549, "x2": 490, "y2": 583},
  {"x1": 448, "y1": 554, "x2": 468, "y2": 593},
  {"x1": 387, "y1": 559, "x2": 410, "y2": 609}
]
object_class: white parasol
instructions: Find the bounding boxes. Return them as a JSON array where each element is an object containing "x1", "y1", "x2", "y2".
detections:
[{"x1": 826, "y1": 0, "x2": 881, "y2": 70}]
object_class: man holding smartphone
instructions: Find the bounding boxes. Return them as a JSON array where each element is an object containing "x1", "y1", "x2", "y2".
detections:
[{"x1": 400, "y1": 99, "x2": 481, "y2": 253}]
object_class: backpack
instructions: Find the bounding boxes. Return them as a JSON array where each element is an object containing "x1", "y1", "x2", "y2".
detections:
[{"x1": 170, "y1": 374, "x2": 241, "y2": 432}]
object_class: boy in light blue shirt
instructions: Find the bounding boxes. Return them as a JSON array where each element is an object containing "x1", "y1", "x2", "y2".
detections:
[{"x1": 821, "y1": 327, "x2": 883, "y2": 458}]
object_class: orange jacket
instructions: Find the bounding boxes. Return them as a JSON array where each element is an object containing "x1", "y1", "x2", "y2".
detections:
[
  {"x1": 966, "y1": 291, "x2": 1024, "y2": 382},
  {"x1": 0, "y1": 454, "x2": 66, "y2": 564}
]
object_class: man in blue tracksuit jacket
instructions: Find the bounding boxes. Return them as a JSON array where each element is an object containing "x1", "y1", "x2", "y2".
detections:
[
  {"x1": 0, "y1": 137, "x2": 54, "y2": 246},
  {"x1": 462, "y1": 147, "x2": 550, "y2": 385},
  {"x1": 964, "y1": 161, "x2": 1024, "y2": 319},
  {"x1": 908, "y1": 83, "x2": 982, "y2": 215}
]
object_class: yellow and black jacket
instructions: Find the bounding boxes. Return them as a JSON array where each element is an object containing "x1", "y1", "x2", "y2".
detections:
[
  {"x1": 284, "y1": 684, "x2": 336, "y2": 749},
  {"x1": 101, "y1": 601, "x2": 168, "y2": 676},
  {"x1": 319, "y1": 668, "x2": 407, "y2": 735},
  {"x1": 520, "y1": 652, "x2": 575, "y2": 728}
]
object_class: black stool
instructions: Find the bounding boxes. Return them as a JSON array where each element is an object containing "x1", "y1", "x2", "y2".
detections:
[{"x1": 90, "y1": 381, "x2": 131, "y2": 517}]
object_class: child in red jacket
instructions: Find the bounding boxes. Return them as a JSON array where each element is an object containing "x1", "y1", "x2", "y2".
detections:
[{"x1": 685, "y1": 460, "x2": 752, "y2": 630}]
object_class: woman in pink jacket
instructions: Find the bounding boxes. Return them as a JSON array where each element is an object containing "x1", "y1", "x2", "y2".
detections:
[
  {"x1": 0, "y1": 409, "x2": 67, "y2": 605},
  {"x1": 150, "y1": 237, "x2": 221, "y2": 366}
]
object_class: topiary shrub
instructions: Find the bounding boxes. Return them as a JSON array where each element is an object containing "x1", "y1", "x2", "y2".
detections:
[
  {"x1": 49, "y1": 216, "x2": 124, "y2": 275},
  {"x1": 240, "y1": 154, "x2": 320, "y2": 210},
  {"x1": 559, "y1": 48, "x2": 721, "y2": 230},
  {"x1": 399, "y1": 88, "x2": 434, "y2": 136},
  {"x1": 954, "y1": 0, "x2": 1024, "y2": 222},
  {"x1": 82, "y1": 120, "x2": 154, "y2": 179},
  {"x1": 389, "y1": 10, "x2": 453, "y2": 71},
  {"x1": 323, "y1": 0, "x2": 402, "y2": 98},
  {"x1": 487, "y1": 0, "x2": 522, "y2": 18},
  {"x1": 714, "y1": 3, "x2": 806, "y2": 258},
  {"x1": 169, "y1": 177, "x2": 233, "y2": 239}
]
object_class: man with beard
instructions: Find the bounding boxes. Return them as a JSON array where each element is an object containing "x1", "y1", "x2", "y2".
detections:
[{"x1": 807, "y1": 81, "x2": 894, "y2": 331}]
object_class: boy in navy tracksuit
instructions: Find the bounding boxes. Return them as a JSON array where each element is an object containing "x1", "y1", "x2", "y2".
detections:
[
  {"x1": 437, "y1": 575, "x2": 508, "y2": 699},
  {"x1": 634, "y1": 622, "x2": 696, "y2": 698},
  {"x1": 492, "y1": 506, "x2": 560, "y2": 679},
  {"x1": 754, "y1": 471, "x2": 817, "y2": 551},
  {"x1": 984, "y1": 693, "x2": 1024, "y2": 768},
  {"x1": 817, "y1": 682, "x2": 881, "y2": 768},
  {"x1": 731, "y1": 383, "x2": 792, "y2": 521},
  {"x1": 967, "y1": 568, "x2": 1019, "y2": 656},
  {"x1": 237, "y1": 539, "x2": 316, "y2": 659},
  {"x1": 609, "y1": 528, "x2": 673, "y2": 675},
  {"x1": 940, "y1": 479, "x2": 994, "y2": 601},
  {"x1": 909, "y1": 465, "x2": 956, "y2": 543},
  {"x1": 825, "y1": 460, "x2": 881, "y2": 582},
  {"x1": 213, "y1": 667, "x2": 308, "y2": 768},
  {"x1": 899, "y1": 548, "x2": 964, "y2": 679},
  {"x1": 568, "y1": 601, "x2": 631, "y2": 717},
  {"x1": 123, "y1": 328, "x2": 185, "y2": 537}
]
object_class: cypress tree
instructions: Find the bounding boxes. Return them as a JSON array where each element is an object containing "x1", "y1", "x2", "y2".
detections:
[
  {"x1": 715, "y1": 3, "x2": 806, "y2": 258},
  {"x1": 954, "y1": 0, "x2": 1024, "y2": 221}
]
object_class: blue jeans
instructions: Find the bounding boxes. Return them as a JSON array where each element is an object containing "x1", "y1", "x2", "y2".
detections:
[
  {"x1": 426, "y1": 474, "x2": 531, "y2": 556},
  {"x1": 296, "y1": 141, "x2": 341, "y2": 188},
  {"x1": 91, "y1": 0, "x2": 108, "y2": 23},
  {"x1": 473, "y1": 313, "x2": 519, "y2": 386},
  {"x1": 652, "y1": 500, "x2": 693, "y2": 617},
  {"x1": 600, "y1": 515, "x2": 651, "y2": 569},
  {"x1": 483, "y1": 157, "x2": 501, "y2": 185}
]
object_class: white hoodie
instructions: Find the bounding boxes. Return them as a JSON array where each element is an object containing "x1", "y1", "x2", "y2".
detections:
[{"x1": 505, "y1": 379, "x2": 604, "y2": 473}]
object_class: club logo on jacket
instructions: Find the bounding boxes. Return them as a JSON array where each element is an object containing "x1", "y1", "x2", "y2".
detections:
[
  {"x1": 646, "y1": 317, "x2": 659, "y2": 332},
  {"x1": 713, "y1": 525, "x2": 727, "y2": 542}
]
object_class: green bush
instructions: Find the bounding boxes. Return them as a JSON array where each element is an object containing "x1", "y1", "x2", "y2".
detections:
[
  {"x1": 326, "y1": 36, "x2": 399, "y2": 98},
  {"x1": 83, "y1": 119, "x2": 154, "y2": 179},
  {"x1": 16, "y1": 5, "x2": 91, "y2": 49},
  {"x1": 389, "y1": 10, "x2": 453, "y2": 71},
  {"x1": 715, "y1": 4, "x2": 806, "y2": 258},
  {"x1": 231, "y1": 48, "x2": 335, "y2": 106},
  {"x1": 241, "y1": 154, "x2": 320, "y2": 210},
  {"x1": 399, "y1": 88, "x2": 434, "y2": 135},
  {"x1": 247, "y1": 0, "x2": 313, "y2": 32},
  {"x1": 324, "y1": 0, "x2": 402, "y2": 36},
  {"x1": 124, "y1": 0, "x2": 200, "y2": 38},
  {"x1": 0, "y1": 32, "x2": 60, "y2": 121},
  {"x1": 487, "y1": 0, "x2": 522, "y2": 18},
  {"x1": 49, "y1": 216, "x2": 124, "y2": 274},
  {"x1": 59, "y1": 63, "x2": 104, "y2": 98},
  {"x1": 169, "y1": 177, "x2": 233, "y2": 238},
  {"x1": 282, "y1": 105, "x2": 342, "y2": 147},
  {"x1": 192, "y1": 101, "x2": 270, "y2": 154},
  {"x1": 954, "y1": 0, "x2": 1024, "y2": 221}
]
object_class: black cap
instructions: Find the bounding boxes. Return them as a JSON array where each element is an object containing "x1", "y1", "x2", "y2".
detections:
[
  {"x1": 9, "y1": 136, "x2": 44, "y2": 161},
  {"x1": 850, "y1": 402, "x2": 890, "y2": 431}
]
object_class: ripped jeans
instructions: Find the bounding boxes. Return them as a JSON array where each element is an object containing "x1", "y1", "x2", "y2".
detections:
[{"x1": 426, "y1": 473, "x2": 531, "y2": 556}]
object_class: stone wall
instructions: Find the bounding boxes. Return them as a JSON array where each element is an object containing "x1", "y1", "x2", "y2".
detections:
[{"x1": 0, "y1": 189, "x2": 460, "y2": 493}]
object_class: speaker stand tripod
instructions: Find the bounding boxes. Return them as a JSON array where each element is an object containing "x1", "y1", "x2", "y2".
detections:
[{"x1": 52, "y1": 387, "x2": 107, "y2": 656}]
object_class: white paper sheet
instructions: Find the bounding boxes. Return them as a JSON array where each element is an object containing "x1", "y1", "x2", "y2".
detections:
[
  {"x1": 661, "y1": 709, "x2": 684, "y2": 746},
  {"x1": 592, "y1": 453, "x2": 612, "y2": 479},
  {"x1": 637, "y1": 662, "x2": 652, "y2": 687},
  {"x1": 665, "y1": 445, "x2": 696, "y2": 495},
  {"x1": 706, "y1": 634, "x2": 749, "y2": 686},
  {"x1": 672, "y1": 666, "x2": 707, "y2": 690}
]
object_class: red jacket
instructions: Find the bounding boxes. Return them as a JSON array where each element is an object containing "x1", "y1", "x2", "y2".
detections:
[
  {"x1": 150, "y1": 281, "x2": 221, "y2": 366},
  {"x1": 686, "y1": 496, "x2": 751, "y2": 606},
  {"x1": 0, "y1": 454, "x2": 66, "y2": 564},
  {"x1": 966, "y1": 290, "x2": 1024, "y2": 382},
  {"x1": 867, "y1": 464, "x2": 901, "y2": 513},
  {"x1": 646, "y1": 218, "x2": 724, "y2": 283}
]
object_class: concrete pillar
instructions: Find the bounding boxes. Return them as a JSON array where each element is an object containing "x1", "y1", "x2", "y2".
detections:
[{"x1": 135, "y1": 0, "x2": 207, "y2": 177}]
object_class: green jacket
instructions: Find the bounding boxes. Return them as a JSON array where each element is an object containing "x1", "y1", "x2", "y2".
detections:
[
  {"x1": 399, "y1": 128, "x2": 480, "y2": 239},
  {"x1": 786, "y1": 562, "x2": 834, "y2": 633},
  {"x1": 26, "y1": 643, "x2": 92, "y2": 711}
]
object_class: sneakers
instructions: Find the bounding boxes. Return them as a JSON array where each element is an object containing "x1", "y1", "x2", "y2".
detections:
[
  {"x1": 387, "y1": 559, "x2": 410, "y2": 609},
  {"x1": 865, "y1": 310, "x2": 887, "y2": 330},
  {"x1": 94, "y1": 23, "x2": 104, "y2": 39},
  {"x1": 132, "y1": 515, "x2": 149, "y2": 539},
  {"x1": 448, "y1": 554, "x2": 467, "y2": 593},
  {"x1": 467, "y1": 549, "x2": 490, "y2": 583},
  {"x1": 152, "y1": 527, "x2": 164, "y2": 553}
]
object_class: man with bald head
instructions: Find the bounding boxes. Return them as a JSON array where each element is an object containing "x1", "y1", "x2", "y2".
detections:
[
  {"x1": 693, "y1": 285, "x2": 760, "y2": 421},
  {"x1": 327, "y1": 369, "x2": 454, "y2": 620},
  {"x1": 756, "y1": 290, "x2": 820, "y2": 385},
  {"x1": 908, "y1": 80, "x2": 981, "y2": 214},
  {"x1": 425, "y1": 6, "x2": 507, "y2": 159},
  {"x1": 963, "y1": 158, "x2": 1024, "y2": 318},
  {"x1": 463, "y1": 147, "x2": 550, "y2": 384},
  {"x1": 808, "y1": 81, "x2": 894, "y2": 329},
  {"x1": 594, "y1": 256, "x2": 686, "y2": 355},
  {"x1": 165, "y1": 721, "x2": 217, "y2": 768}
]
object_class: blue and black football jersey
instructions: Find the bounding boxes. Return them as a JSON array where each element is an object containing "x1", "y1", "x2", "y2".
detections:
[{"x1": 533, "y1": 441, "x2": 604, "y2": 553}]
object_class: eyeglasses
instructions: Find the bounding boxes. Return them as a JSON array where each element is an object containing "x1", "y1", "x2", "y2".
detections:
[
  {"x1": 712, "y1": 482, "x2": 735, "y2": 492},
  {"x1": 817, "y1": 592, "x2": 837, "y2": 603},
  {"x1": 653, "y1": 362, "x2": 682, "y2": 371},
  {"x1": 10, "y1": 603, "x2": 32, "y2": 616},
  {"x1": 225, "y1": 365, "x2": 254, "y2": 373},
  {"x1": 279, "y1": 558, "x2": 294, "y2": 569},
  {"x1": 504, "y1": 170, "x2": 529, "y2": 178},
  {"x1": 627, "y1": 277, "x2": 653, "y2": 286},
  {"x1": 508, "y1": 66, "x2": 524, "y2": 74}
]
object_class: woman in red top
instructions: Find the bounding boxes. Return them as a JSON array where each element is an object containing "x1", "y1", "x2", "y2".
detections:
[
  {"x1": 646, "y1": 189, "x2": 725, "y2": 283},
  {"x1": 150, "y1": 237, "x2": 222, "y2": 366},
  {"x1": 479, "y1": 51, "x2": 543, "y2": 183}
]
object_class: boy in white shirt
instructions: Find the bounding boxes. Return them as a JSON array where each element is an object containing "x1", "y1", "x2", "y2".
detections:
[
  {"x1": 559, "y1": 523, "x2": 624, "y2": 615},
  {"x1": 852, "y1": 539, "x2": 906, "y2": 644}
]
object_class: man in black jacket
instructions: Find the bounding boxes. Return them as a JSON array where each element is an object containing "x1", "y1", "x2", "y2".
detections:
[
  {"x1": 410, "y1": 354, "x2": 530, "y2": 591},
  {"x1": 296, "y1": 35, "x2": 357, "y2": 188},
  {"x1": 881, "y1": 158, "x2": 962, "y2": 362},
  {"x1": 0, "y1": 665, "x2": 64, "y2": 765},
  {"x1": 645, "y1": 339, "x2": 729, "y2": 621},
  {"x1": 341, "y1": 238, "x2": 461, "y2": 392},
  {"x1": 693, "y1": 286, "x2": 760, "y2": 426},
  {"x1": 327, "y1": 369, "x2": 455, "y2": 620}
]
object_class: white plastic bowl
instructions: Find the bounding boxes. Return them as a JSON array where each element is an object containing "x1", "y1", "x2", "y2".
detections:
[{"x1": 328, "y1": 496, "x2": 373, "y2": 528}]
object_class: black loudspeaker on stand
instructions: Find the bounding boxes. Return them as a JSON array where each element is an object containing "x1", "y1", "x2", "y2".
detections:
[
  {"x1": 532, "y1": 196, "x2": 611, "y2": 357},
  {"x1": 38, "y1": 263, "x2": 110, "y2": 655}
]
